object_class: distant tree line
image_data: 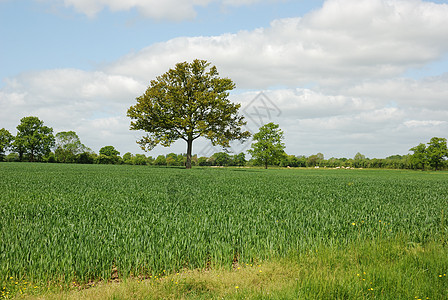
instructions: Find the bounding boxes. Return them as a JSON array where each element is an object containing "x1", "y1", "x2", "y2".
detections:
[{"x1": 1, "y1": 117, "x2": 447, "y2": 170}]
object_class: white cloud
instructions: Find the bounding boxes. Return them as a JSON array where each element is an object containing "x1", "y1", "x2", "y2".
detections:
[
  {"x1": 105, "y1": 0, "x2": 448, "y2": 90},
  {"x1": 404, "y1": 120, "x2": 447, "y2": 128},
  {"x1": 0, "y1": 69, "x2": 146, "y2": 153},
  {"x1": 341, "y1": 74, "x2": 448, "y2": 109},
  {"x1": 4, "y1": 69, "x2": 144, "y2": 102}
]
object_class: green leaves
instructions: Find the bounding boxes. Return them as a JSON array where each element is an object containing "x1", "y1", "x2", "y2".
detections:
[
  {"x1": 14, "y1": 116, "x2": 55, "y2": 162},
  {"x1": 128, "y1": 59, "x2": 250, "y2": 168},
  {"x1": 248, "y1": 122, "x2": 286, "y2": 169},
  {"x1": 0, "y1": 128, "x2": 14, "y2": 160},
  {"x1": 410, "y1": 137, "x2": 448, "y2": 170},
  {"x1": 426, "y1": 137, "x2": 448, "y2": 171},
  {"x1": 55, "y1": 131, "x2": 90, "y2": 163},
  {"x1": 98, "y1": 146, "x2": 121, "y2": 164}
]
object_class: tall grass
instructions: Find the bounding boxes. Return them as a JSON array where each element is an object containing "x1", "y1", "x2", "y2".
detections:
[{"x1": 0, "y1": 163, "x2": 447, "y2": 295}]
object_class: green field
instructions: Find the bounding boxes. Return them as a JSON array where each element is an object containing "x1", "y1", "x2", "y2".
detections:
[{"x1": 1, "y1": 163, "x2": 448, "y2": 299}]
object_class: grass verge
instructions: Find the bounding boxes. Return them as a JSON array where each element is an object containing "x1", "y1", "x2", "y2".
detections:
[{"x1": 12, "y1": 236, "x2": 448, "y2": 300}]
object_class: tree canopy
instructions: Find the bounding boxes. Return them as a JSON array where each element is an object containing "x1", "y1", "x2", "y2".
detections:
[
  {"x1": 409, "y1": 143, "x2": 427, "y2": 170},
  {"x1": 55, "y1": 131, "x2": 89, "y2": 163},
  {"x1": 13, "y1": 116, "x2": 55, "y2": 162},
  {"x1": 127, "y1": 59, "x2": 250, "y2": 169},
  {"x1": 248, "y1": 122, "x2": 286, "y2": 169},
  {"x1": 426, "y1": 137, "x2": 448, "y2": 170},
  {"x1": 98, "y1": 146, "x2": 120, "y2": 164},
  {"x1": 0, "y1": 128, "x2": 14, "y2": 161},
  {"x1": 410, "y1": 137, "x2": 448, "y2": 170}
]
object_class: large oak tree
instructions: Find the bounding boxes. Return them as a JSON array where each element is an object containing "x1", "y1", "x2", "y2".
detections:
[{"x1": 127, "y1": 60, "x2": 250, "y2": 169}]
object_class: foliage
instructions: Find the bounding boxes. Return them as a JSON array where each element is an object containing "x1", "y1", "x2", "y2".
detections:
[
  {"x1": 13, "y1": 116, "x2": 55, "y2": 162},
  {"x1": 198, "y1": 156, "x2": 209, "y2": 166},
  {"x1": 409, "y1": 137, "x2": 448, "y2": 170},
  {"x1": 97, "y1": 146, "x2": 121, "y2": 164},
  {"x1": 165, "y1": 153, "x2": 184, "y2": 166},
  {"x1": 122, "y1": 153, "x2": 148, "y2": 165},
  {"x1": 212, "y1": 152, "x2": 231, "y2": 166},
  {"x1": 154, "y1": 155, "x2": 167, "y2": 166},
  {"x1": 1, "y1": 164, "x2": 448, "y2": 298},
  {"x1": 55, "y1": 131, "x2": 89, "y2": 163},
  {"x1": 280, "y1": 155, "x2": 306, "y2": 167},
  {"x1": 0, "y1": 128, "x2": 14, "y2": 161},
  {"x1": 232, "y1": 152, "x2": 246, "y2": 166},
  {"x1": 127, "y1": 59, "x2": 250, "y2": 169},
  {"x1": 43, "y1": 152, "x2": 56, "y2": 163},
  {"x1": 306, "y1": 152, "x2": 324, "y2": 167},
  {"x1": 248, "y1": 122, "x2": 286, "y2": 169},
  {"x1": 5, "y1": 152, "x2": 19, "y2": 162},
  {"x1": 426, "y1": 137, "x2": 448, "y2": 171},
  {"x1": 77, "y1": 152, "x2": 95, "y2": 164},
  {"x1": 122, "y1": 152, "x2": 133, "y2": 164},
  {"x1": 409, "y1": 143, "x2": 427, "y2": 170},
  {"x1": 99, "y1": 145, "x2": 120, "y2": 157}
]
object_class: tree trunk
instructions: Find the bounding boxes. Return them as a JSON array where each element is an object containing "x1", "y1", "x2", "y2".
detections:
[
  {"x1": 265, "y1": 160, "x2": 268, "y2": 169},
  {"x1": 29, "y1": 149, "x2": 34, "y2": 162},
  {"x1": 186, "y1": 138, "x2": 193, "y2": 169}
]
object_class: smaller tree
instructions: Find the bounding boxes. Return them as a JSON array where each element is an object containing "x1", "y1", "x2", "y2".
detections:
[
  {"x1": 248, "y1": 122, "x2": 286, "y2": 169},
  {"x1": 77, "y1": 152, "x2": 95, "y2": 164},
  {"x1": 213, "y1": 152, "x2": 231, "y2": 166},
  {"x1": 166, "y1": 155, "x2": 176, "y2": 166},
  {"x1": 122, "y1": 152, "x2": 134, "y2": 164},
  {"x1": 0, "y1": 128, "x2": 14, "y2": 161},
  {"x1": 133, "y1": 154, "x2": 147, "y2": 165},
  {"x1": 353, "y1": 152, "x2": 366, "y2": 168},
  {"x1": 280, "y1": 154, "x2": 303, "y2": 168},
  {"x1": 354, "y1": 152, "x2": 365, "y2": 160},
  {"x1": 166, "y1": 153, "x2": 179, "y2": 166},
  {"x1": 154, "y1": 155, "x2": 167, "y2": 166},
  {"x1": 14, "y1": 116, "x2": 55, "y2": 162},
  {"x1": 307, "y1": 153, "x2": 324, "y2": 167},
  {"x1": 55, "y1": 131, "x2": 89, "y2": 163},
  {"x1": 98, "y1": 146, "x2": 120, "y2": 164},
  {"x1": 198, "y1": 156, "x2": 209, "y2": 166},
  {"x1": 232, "y1": 153, "x2": 246, "y2": 166},
  {"x1": 426, "y1": 137, "x2": 448, "y2": 171},
  {"x1": 409, "y1": 143, "x2": 427, "y2": 170}
]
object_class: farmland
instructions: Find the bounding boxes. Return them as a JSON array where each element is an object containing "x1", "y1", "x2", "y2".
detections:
[{"x1": 1, "y1": 163, "x2": 448, "y2": 299}]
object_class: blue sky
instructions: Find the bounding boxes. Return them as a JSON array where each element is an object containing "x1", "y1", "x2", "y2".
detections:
[
  {"x1": 1, "y1": 0, "x2": 448, "y2": 159},
  {"x1": 0, "y1": 0, "x2": 324, "y2": 82}
]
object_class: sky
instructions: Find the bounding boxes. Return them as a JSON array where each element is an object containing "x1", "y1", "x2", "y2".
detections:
[{"x1": 1, "y1": 0, "x2": 448, "y2": 159}]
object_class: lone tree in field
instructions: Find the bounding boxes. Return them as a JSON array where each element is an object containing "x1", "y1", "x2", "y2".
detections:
[
  {"x1": 127, "y1": 59, "x2": 250, "y2": 169},
  {"x1": 248, "y1": 122, "x2": 286, "y2": 169}
]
